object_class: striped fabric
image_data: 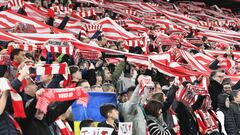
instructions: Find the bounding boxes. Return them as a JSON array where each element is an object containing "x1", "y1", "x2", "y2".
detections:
[
  {"x1": 8, "y1": 0, "x2": 25, "y2": 8},
  {"x1": 146, "y1": 118, "x2": 172, "y2": 135},
  {"x1": 45, "y1": 44, "x2": 74, "y2": 55}
]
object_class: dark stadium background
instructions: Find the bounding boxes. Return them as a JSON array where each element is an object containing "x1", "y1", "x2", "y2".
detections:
[{"x1": 170, "y1": 0, "x2": 240, "y2": 13}]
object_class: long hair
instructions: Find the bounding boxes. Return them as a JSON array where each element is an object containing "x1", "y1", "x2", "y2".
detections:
[{"x1": 144, "y1": 100, "x2": 163, "y2": 117}]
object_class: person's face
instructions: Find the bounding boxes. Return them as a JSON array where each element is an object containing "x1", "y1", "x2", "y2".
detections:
[
  {"x1": 96, "y1": 76, "x2": 102, "y2": 85},
  {"x1": 109, "y1": 45, "x2": 118, "y2": 50},
  {"x1": 109, "y1": 109, "x2": 119, "y2": 120},
  {"x1": 90, "y1": 122, "x2": 96, "y2": 127},
  {"x1": 15, "y1": 51, "x2": 25, "y2": 64},
  {"x1": 60, "y1": 107, "x2": 72, "y2": 119},
  {"x1": 223, "y1": 84, "x2": 232, "y2": 94},
  {"x1": 81, "y1": 82, "x2": 91, "y2": 92},
  {"x1": 154, "y1": 26, "x2": 161, "y2": 30},
  {"x1": 100, "y1": 38, "x2": 107, "y2": 46},
  {"x1": 119, "y1": 42, "x2": 125, "y2": 50},
  {"x1": 213, "y1": 72, "x2": 224, "y2": 84},
  {"x1": 225, "y1": 98, "x2": 230, "y2": 108},
  {"x1": 158, "y1": 108, "x2": 162, "y2": 116},
  {"x1": 80, "y1": 62, "x2": 89, "y2": 70},
  {"x1": 206, "y1": 100, "x2": 212, "y2": 110},
  {"x1": 127, "y1": 91, "x2": 133, "y2": 100},
  {"x1": 234, "y1": 91, "x2": 240, "y2": 103},
  {"x1": 43, "y1": 1, "x2": 48, "y2": 8},
  {"x1": 104, "y1": 69, "x2": 112, "y2": 81},
  {"x1": 25, "y1": 79, "x2": 38, "y2": 97},
  {"x1": 93, "y1": 86, "x2": 103, "y2": 92},
  {"x1": 73, "y1": 70, "x2": 82, "y2": 80},
  {"x1": 35, "y1": 109, "x2": 44, "y2": 120},
  {"x1": 155, "y1": 84, "x2": 162, "y2": 93},
  {"x1": 156, "y1": 38, "x2": 161, "y2": 45},
  {"x1": 120, "y1": 93, "x2": 128, "y2": 103},
  {"x1": 40, "y1": 74, "x2": 52, "y2": 83},
  {"x1": 130, "y1": 67, "x2": 135, "y2": 77}
]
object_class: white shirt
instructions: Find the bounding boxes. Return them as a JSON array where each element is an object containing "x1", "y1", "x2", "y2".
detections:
[{"x1": 216, "y1": 110, "x2": 227, "y2": 135}]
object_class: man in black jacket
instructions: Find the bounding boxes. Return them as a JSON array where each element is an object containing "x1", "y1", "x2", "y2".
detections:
[
  {"x1": 18, "y1": 88, "x2": 75, "y2": 135},
  {"x1": 208, "y1": 71, "x2": 224, "y2": 111},
  {"x1": 230, "y1": 90, "x2": 240, "y2": 134}
]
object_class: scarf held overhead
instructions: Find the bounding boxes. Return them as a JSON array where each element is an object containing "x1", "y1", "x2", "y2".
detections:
[{"x1": 36, "y1": 87, "x2": 88, "y2": 114}]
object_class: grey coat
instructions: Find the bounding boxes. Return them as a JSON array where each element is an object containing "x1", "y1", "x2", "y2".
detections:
[{"x1": 119, "y1": 85, "x2": 147, "y2": 135}]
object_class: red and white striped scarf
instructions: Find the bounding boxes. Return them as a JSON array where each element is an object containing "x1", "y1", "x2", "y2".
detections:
[
  {"x1": 0, "y1": 78, "x2": 26, "y2": 118},
  {"x1": 84, "y1": 24, "x2": 102, "y2": 31},
  {"x1": 194, "y1": 109, "x2": 219, "y2": 135},
  {"x1": 36, "y1": 87, "x2": 88, "y2": 114},
  {"x1": 74, "y1": 9, "x2": 96, "y2": 18},
  {"x1": 50, "y1": 6, "x2": 73, "y2": 14},
  {"x1": 55, "y1": 119, "x2": 74, "y2": 135},
  {"x1": 45, "y1": 44, "x2": 74, "y2": 55},
  {"x1": 8, "y1": 0, "x2": 25, "y2": 8},
  {"x1": 124, "y1": 39, "x2": 144, "y2": 49},
  {"x1": 169, "y1": 108, "x2": 180, "y2": 135},
  {"x1": 176, "y1": 84, "x2": 209, "y2": 107},
  {"x1": 8, "y1": 43, "x2": 42, "y2": 53},
  {"x1": 125, "y1": 9, "x2": 138, "y2": 16},
  {"x1": 25, "y1": 63, "x2": 69, "y2": 76},
  {"x1": 8, "y1": 113, "x2": 23, "y2": 135}
]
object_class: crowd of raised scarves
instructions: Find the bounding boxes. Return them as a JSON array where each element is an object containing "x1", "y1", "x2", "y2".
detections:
[{"x1": 0, "y1": 0, "x2": 240, "y2": 135}]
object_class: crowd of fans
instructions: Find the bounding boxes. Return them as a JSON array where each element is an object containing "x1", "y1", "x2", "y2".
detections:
[{"x1": 0, "y1": 0, "x2": 240, "y2": 135}]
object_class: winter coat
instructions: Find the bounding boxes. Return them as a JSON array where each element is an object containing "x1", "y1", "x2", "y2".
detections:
[
  {"x1": 229, "y1": 102, "x2": 240, "y2": 134},
  {"x1": 208, "y1": 79, "x2": 224, "y2": 111},
  {"x1": 118, "y1": 85, "x2": 147, "y2": 135},
  {"x1": 18, "y1": 98, "x2": 75, "y2": 135},
  {"x1": 216, "y1": 94, "x2": 239, "y2": 135},
  {"x1": 146, "y1": 115, "x2": 176, "y2": 135}
]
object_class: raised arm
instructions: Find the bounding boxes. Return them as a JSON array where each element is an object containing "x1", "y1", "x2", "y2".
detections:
[{"x1": 162, "y1": 85, "x2": 179, "y2": 112}]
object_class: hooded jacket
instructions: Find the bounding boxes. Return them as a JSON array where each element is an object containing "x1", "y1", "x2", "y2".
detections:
[{"x1": 216, "y1": 94, "x2": 239, "y2": 135}]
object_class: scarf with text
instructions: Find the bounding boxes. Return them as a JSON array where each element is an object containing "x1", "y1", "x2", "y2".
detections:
[{"x1": 36, "y1": 87, "x2": 88, "y2": 114}]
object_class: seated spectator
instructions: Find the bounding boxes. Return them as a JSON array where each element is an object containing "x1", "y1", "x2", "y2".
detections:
[{"x1": 98, "y1": 104, "x2": 119, "y2": 135}]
